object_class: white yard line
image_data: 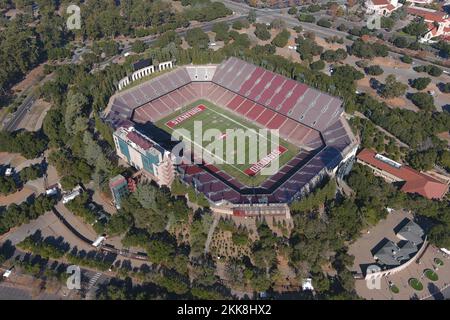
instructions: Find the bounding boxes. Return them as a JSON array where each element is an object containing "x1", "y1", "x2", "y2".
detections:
[{"x1": 167, "y1": 104, "x2": 287, "y2": 176}]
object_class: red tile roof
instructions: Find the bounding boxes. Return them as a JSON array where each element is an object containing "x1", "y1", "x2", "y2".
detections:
[
  {"x1": 126, "y1": 131, "x2": 153, "y2": 150},
  {"x1": 386, "y1": 4, "x2": 395, "y2": 11},
  {"x1": 357, "y1": 149, "x2": 448, "y2": 200},
  {"x1": 407, "y1": 6, "x2": 447, "y2": 23},
  {"x1": 371, "y1": 0, "x2": 391, "y2": 5}
]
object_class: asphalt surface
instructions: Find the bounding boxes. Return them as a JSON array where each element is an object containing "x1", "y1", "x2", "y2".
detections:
[
  {"x1": 3, "y1": 94, "x2": 36, "y2": 132},
  {"x1": 221, "y1": 0, "x2": 450, "y2": 74}
]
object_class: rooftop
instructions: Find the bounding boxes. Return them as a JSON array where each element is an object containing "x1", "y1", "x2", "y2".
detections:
[
  {"x1": 357, "y1": 149, "x2": 448, "y2": 200},
  {"x1": 109, "y1": 174, "x2": 127, "y2": 189},
  {"x1": 126, "y1": 130, "x2": 153, "y2": 150},
  {"x1": 396, "y1": 219, "x2": 424, "y2": 246},
  {"x1": 407, "y1": 6, "x2": 448, "y2": 23}
]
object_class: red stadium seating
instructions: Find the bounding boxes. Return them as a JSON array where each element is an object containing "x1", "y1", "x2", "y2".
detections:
[
  {"x1": 256, "y1": 109, "x2": 277, "y2": 126},
  {"x1": 266, "y1": 114, "x2": 287, "y2": 130},
  {"x1": 226, "y1": 95, "x2": 245, "y2": 110}
]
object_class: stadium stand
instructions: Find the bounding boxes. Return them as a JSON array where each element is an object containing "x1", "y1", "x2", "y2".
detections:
[{"x1": 107, "y1": 58, "x2": 358, "y2": 205}]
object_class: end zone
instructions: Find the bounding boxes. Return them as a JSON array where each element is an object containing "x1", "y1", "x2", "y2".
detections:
[
  {"x1": 244, "y1": 146, "x2": 287, "y2": 176},
  {"x1": 166, "y1": 104, "x2": 206, "y2": 128}
]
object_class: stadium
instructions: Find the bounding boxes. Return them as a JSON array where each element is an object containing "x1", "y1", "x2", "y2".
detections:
[{"x1": 106, "y1": 57, "x2": 359, "y2": 216}]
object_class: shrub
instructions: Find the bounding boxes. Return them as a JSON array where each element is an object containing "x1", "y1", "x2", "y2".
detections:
[
  {"x1": 410, "y1": 77, "x2": 431, "y2": 90},
  {"x1": 409, "y1": 92, "x2": 435, "y2": 111},
  {"x1": 401, "y1": 55, "x2": 413, "y2": 64},
  {"x1": 365, "y1": 65, "x2": 384, "y2": 76},
  {"x1": 271, "y1": 29, "x2": 290, "y2": 48},
  {"x1": 298, "y1": 14, "x2": 315, "y2": 23},
  {"x1": 254, "y1": 23, "x2": 271, "y2": 41},
  {"x1": 317, "y1": 18, "x2": 332, "y2": 28},
  {"x1": 310, "y1": 60, "x2": 325, "y2": 71}
]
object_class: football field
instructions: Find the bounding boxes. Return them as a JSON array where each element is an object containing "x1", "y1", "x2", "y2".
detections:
[{"x1": 155, "y1": 99, "x2": 299, "y2": 186}]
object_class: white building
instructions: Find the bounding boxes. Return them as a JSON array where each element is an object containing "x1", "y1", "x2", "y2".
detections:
[
  {"x1": 407, "y1": 5, "x2": 450, "y2": 43},
  {"x1": 113, "y1": 125, "x2": 175, "y2": 187},
  {"x1": 406, "y1": 0, "x2": 434, "y2": 4},
  {"x1": 366, "y1": 0, "x2": 402, "y2": 16}
]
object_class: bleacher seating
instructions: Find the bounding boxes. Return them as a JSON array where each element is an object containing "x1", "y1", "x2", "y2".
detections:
[
  {"x1": 212, "y1": 57, "x2": 344, "y2": 132},
  {"x1": 107, "y1": 58, "x2": 355, "y2": 205}
]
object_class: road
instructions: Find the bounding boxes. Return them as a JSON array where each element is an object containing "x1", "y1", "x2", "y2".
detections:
[
  {"x1": 87, "y1": 13, "x2": 250, "y2": 71},
  {"x1": 221, "y1": 0, "x2": 450, "y2": 73},
  {"x1": 0, "y1": 247, "x2": 111, "y2": 300},
  {"x1": 2, "y1": 94, "x2": 36, "y2": 132}
]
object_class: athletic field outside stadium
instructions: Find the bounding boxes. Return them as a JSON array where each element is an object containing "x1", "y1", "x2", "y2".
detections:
[{"x1": 155, "y1": 99, "x2": 299, "y2": 186}]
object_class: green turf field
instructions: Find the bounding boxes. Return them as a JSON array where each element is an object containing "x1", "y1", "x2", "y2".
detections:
[{"x1": 155, "y1": 99, "x2": 299, "y2": 186}]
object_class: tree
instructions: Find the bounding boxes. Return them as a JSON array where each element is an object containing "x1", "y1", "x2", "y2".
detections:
[
  {"x1": 380, "y1": 75, "x2": 408, "y2": 99},
  {"x1": 288, "y1": 7, "x2": 297, "y2": 15},
  {"x1": 409, "y1": 92, "x2": 435, "y2": 111},
  {"x1": 310, "y1": 60, "x2": 325, "y2": 71},
  {"x1": 254, "y1": 23, "x2": 271, "y2": 41},
  {"x1": 19, "y1": 164, "x2": 42, "y2": 182},
  {"x1": 0, "y1": 131, "x2": 48, "y2": 159},
  {"x1": 65, "y1": 91, "x2": 89, "y2": 136},
  {"x1": 439, "y1": 82, "x2": 450, "y2": 93},
  {"x1": 0, "y1": 176, "x2": 18, "y2": 196},
  {"x1": 350, "y1": 39, "x2": 389, "y2": 59},
  {"x1": 393, "y1": 36, "x2": 409, "y2": 48},
  {"x1": 381, "y1": 17, "x2": 395, "y2": 31},
  {"x1": 107, "y1": 213, "x2": 133, "y2": 236},
  {"x1": 247, "y1": 8, "x2": 256, "y2": 23},
  {"x1": 146, "y1": 239, "x2": 174, "y2": 265},
  {"x1": 271, "y1": 29, "x2": 290, "y2": 48},
  {"x1": 212, "y1": 22, "x2": 229, "y2": 42},
  {"x1": 403, "y1": 20, "x2": 428, "y2": 38},
  {"x1": 271, "y1": 18, "x2": 286, "y2": 30},
  {"x1": 365, "y1": 65, "x2": 384, "y2": 76},
  {"x1": 232, "y1": 20, "x2": 249, "y2": 30},
  {"x1": 131, "y1": 40, "x2": 147, "y2": 53},
  {"x1": 298, "y1": 14, "x2": 315, "y2": 23},
  {"x1": 186, "y1": 28, "x2": 209, "y2": 49},
  {"x1": 321, "y1": 49, "x2": 347, "y2": 62},
  {"x1": 317, "y1": 18, "x2": 332, "y2": 28},
  {"x1": 401, "y1": 55, "x2": 413, "y2": 64},
  {"x1": 296, "y1": 37, "x2": 323, "y2": 61},
  {"x1": 410, "y1": 77, "x2": 431, "y2": 91}
]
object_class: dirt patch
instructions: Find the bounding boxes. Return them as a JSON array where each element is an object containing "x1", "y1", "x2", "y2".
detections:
[
  {"x1": 17, "y1": 99, "x2": 51, "y2": 132},
  {"x1": 315, "y1": 36, "x2": 345, "y2": 51},
  {"x1": 275, "y1": 47, "x2": 301, "y2": 63},
  {"x1": 356, "y1": 78, "x2": 419, "y2": 112},
  {"x1": 167, "y1": 0, "x2": 184, "y2": 13},
  {"x1": 437, "y1": 131, "x2": 450, "y2": 147},
  {"x1": 11, "y1": 64, "x2": 45, "y2": 95},
  {"x1": 372, "y1": 57, "x2": 409, "y2": 69},
  {"x1": 0, "y1": 152, "x2": 27, "y2": 168},
  {"x1": 4, "y1": 9, "x2": 23, "y2": 19},
  {"x1": 0, "y1": 186, "x2": 35, "y2": 206}
]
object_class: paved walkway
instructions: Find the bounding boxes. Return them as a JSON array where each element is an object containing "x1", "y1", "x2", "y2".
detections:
[{"x1": 349, "y1": 209, "x2": 450, "y2": 300}]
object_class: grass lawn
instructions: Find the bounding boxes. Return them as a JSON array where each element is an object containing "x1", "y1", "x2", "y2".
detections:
[
  {"x1": 434, "y1": 258, "x2": 444, "y2": 266},
  {"x1": 155, "y1": 99, "x2": 299, "y2": 186},
  {"x1": 424, "y1": 269, "x2": 439, "y2": 282},
  {"x1": 409, "y1": 278, "x2": 423, "y2": 291},
  {"x1": 390, "y1": 284, "x2": 399, "y2": 294}
]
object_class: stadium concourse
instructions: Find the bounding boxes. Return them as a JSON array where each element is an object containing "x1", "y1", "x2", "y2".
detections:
[{"x1": 106, "y1": 57, "x2": 359, "y2": 212}]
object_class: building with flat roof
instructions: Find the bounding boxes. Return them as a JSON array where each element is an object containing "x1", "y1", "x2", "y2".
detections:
[
  {"x1": 357, "y1": 148, "x2": 448, "y2": 200},
  {"x1": 109, "y1": 174, "x2": 129, "y2": 209},
  {"x1": 113, "y1": 125, "x2": 175, "y2": 187}
]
